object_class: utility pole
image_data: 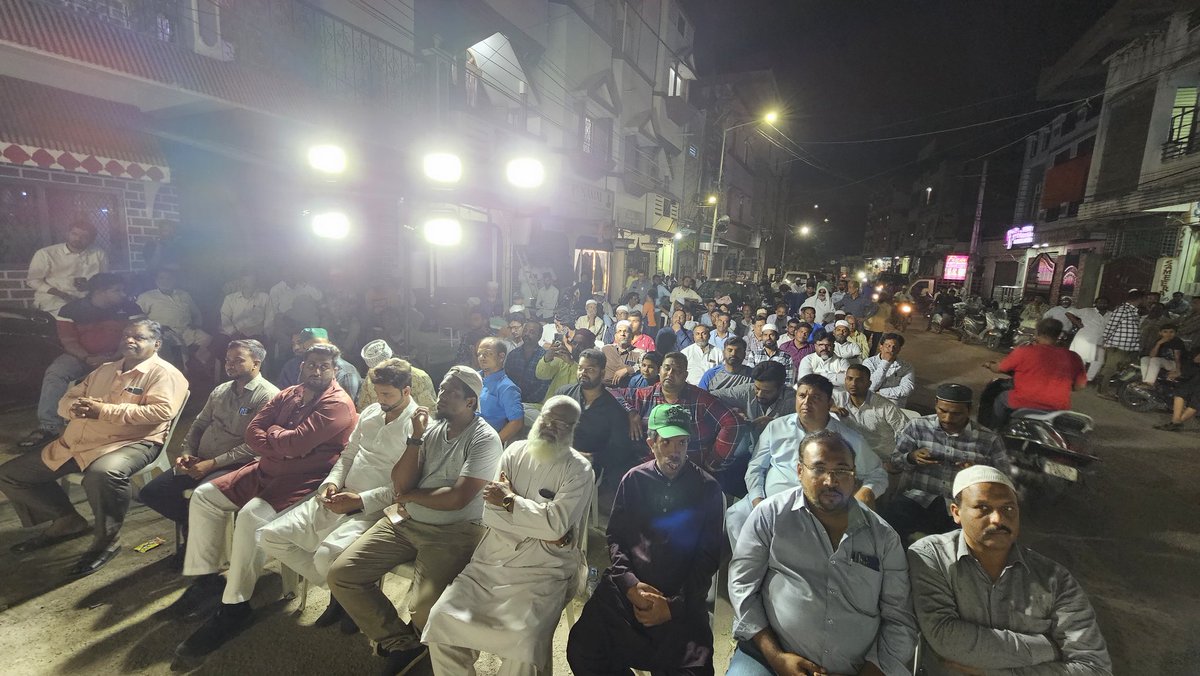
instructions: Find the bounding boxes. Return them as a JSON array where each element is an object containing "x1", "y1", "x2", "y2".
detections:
[{"x1": 963, "y1": 158, "x2": 988, "y2": 297}]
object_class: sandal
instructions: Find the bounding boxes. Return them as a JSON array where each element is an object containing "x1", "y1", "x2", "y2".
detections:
[{"x1": 16, "y1": 429, "x2": 57, "y2": 449}]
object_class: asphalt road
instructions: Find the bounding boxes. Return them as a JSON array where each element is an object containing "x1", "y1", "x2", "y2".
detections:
[{"x1": 0, "y1": 327, "x2": 1197, "y2": 674}]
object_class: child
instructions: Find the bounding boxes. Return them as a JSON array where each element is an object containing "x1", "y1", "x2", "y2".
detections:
[{"x1": 627, "y1": 351, "x2": 663, "y2": 389}]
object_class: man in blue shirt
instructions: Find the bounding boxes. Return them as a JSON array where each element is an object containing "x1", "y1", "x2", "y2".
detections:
[
  {"x1": 627, "y1": 351, "x2": 662, "y2": 389},
  {"x1": 476, "y1": 337, "x2": 524, "y2": 445}
]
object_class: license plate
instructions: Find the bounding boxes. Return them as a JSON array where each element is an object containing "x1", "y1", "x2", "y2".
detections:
[{"x1": 1043, "y1": 461, "x2": 1078, "y2": 482}]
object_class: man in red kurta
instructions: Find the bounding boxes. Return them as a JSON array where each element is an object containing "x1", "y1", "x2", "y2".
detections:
[{"x1": 169, "y1": 343, "x2": 356, "y2": 658}]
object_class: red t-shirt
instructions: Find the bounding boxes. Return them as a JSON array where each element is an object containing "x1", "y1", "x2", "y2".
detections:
[{"x1": 998, "y1": 343, "x2": 1087, "y2": 411}]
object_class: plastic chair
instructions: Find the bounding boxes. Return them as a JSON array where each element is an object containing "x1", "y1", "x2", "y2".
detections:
[{"x1": 60, "y1": 390, "x2": 191, "y2": 499}]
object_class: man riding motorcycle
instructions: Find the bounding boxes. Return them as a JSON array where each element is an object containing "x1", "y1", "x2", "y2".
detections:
[{"x1": 982, "y1": 318, "x2": 1087, "y2": 425}]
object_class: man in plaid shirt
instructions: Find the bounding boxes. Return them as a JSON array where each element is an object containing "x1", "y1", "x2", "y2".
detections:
[
  {"x1": 885, "y1": 383, "x2": 1010, "y2": 543},
  {"x1": 1097, "y1": 289, "x2": 1144, "y2": 397},
  {"x1": 743, "y1": 323, "x2": 795, "y2": 387},
  {"x1": 624, "y1": 351, "x2": 747, "y2": 493}
]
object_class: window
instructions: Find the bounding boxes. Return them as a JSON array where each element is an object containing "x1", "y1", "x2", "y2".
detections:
[
  {"x1": 677, "y1": 15, "x2": 686, "y2": 35},
  {"x1": 667, "y1": 65, "x2": 684, "y2": 97},
  {"x1": 1076, "y1": 136, "x2": 1095, "y2": 157},
  {"x1": 1164, "y1": 86, "x2": 1199, "y2": 160},
  {"x1": 1061, "y1": 111, "x2": 1077, "y2": 135},
  {"x1": 0, "y1": 180, "x2": 126, "y2": 268},
  {"x1": 1054, "y1": 150, "x2": 1071, "y2": 166},
  {"x1": 583, "y1": 115, "x2": 594, "y2": 154}
]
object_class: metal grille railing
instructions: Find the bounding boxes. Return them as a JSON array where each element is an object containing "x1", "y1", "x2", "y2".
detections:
[{"x1": 1162, "y1": 105, "x2": 1198, "y2": 161}]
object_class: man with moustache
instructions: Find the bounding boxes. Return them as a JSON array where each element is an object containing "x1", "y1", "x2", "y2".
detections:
[
  {"x1": 601, "y1": 321, "x2": 646, "y2": 387},
  {"x1": 712, "y1": 361, "x2": 795, "y2": 446},
  {"x1": 727, "y1": 431, "x2": 917, "y2": 676},
  {"x1": 698, "y1": 336, "x2": 752, "y2": 392},
  {"x1": 681, "y1": 323, "x2": 721, "y2": 385},
  {"x1": 555, "y1": 349, "x2": 635, "y2": 479},
  {"x1": 863, "y1": 333, "x2": 917, "y2": 408},
  {"x1": 886, "y1": 384, "x2": 1010, "y2": 544},
  {"x1": 476, "y1": 337, "x2": 524, "y2": 445},
  {"x1": 258, "y1": 358, "x2": 420, "y2": 631},
  {"x1": 779, "y1": 319, "x2": 814, "y2": 364},
  {"x1": 0, "y1": 319, "x2": 187, "y2": 576},
  {"x1": 797, "y1": 331, "x2": 852, "y2": 388},
  {"x1": 908, "y1": 466, "x2": 1112, "y2": 675},
  {"x1": 328, "y1": 366, "x2": 502, "y2": 675},
  {"x1": 727, "y1": 374, "x2": 887, "y2": 550},
  {"x1": 171, "y1": 343, "x2": 357, "y2": 657},
  {"x1": 537, "y1": 328, "x2": 598, "y2": 401},
  {"x1": 139, "y1": 339, "x2": 278, "y2": 531},
  {"x1": 744, "y1": 323, "x2": 795, "y2": 387},
  {"x1": 710, "y1": 311, "x2": 735, "y2": 351},
  {"x1": 423, "y1": 397, "x2": 594, "y2": 675},
  {"x1": 567, "y1": 404, "x2": 724, "y2": 675},
  {"x1": 504, "y1": 320, "x2": 551, "y2": 405}
]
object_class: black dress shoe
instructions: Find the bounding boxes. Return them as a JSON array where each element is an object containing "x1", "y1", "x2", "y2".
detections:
[
  {"x1": 175, "y1": 603, "x2": 253, "y2": 659},
  {"x1": 379, "y1": 645, "x2": 428, "y2": 676},
  {"x1": 10, "y1": 528, "x2": 89, "y2": 554},
  {"x1": 68, "y1": 542, "x2": 120, "y2": 577},
  {"x1": 313, "y1": 597, "x2": 345, "y2": 628},
  {"x1": 164, "y1": 574, "x2": 224, "y2": 618}
]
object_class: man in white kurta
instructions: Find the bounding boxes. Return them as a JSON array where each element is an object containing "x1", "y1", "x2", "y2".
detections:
[
  {"x1": 258, "y1": 359, "x2": 418, "y2": 623},
  {"x1": 1067, "y1": 297, "x2": 1110, "y2": 382},
  {"x1": 422, "y1": 396, "x2": 594, "y2": 675}
]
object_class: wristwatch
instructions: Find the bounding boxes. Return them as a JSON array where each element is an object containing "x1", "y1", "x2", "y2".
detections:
[
  {"x1": 502, "y1": 495, "x2": 515, "y2": 512},
  {"x1": 406, "y1": 436, "x2": 424, "y2": 446}
]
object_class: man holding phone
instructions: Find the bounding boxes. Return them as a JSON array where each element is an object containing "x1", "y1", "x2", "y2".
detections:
[{"x1": 884, "y1": 383, "x2": 1011, "y2": 544}]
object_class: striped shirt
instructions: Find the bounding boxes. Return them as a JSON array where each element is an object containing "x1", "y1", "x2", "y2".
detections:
[{"x1": 744, "y1": 348, "x2": 795, "y2": 386}]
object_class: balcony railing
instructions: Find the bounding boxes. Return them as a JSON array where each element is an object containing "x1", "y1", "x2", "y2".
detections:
[{"x1": 1162, "y1": 106, "x2": 1199, "y2": 161}]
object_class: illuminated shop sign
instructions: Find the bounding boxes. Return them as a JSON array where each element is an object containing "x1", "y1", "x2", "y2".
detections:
[
  {"x1": 1006, "y1": 224, "x2": 1035, "y2": 249},
  {"x1": 944, "y1": 254, "x2": 969, "y2": 281}
]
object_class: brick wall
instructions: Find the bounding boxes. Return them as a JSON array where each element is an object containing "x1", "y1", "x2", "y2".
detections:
[{"x1": 0, "y1": 164, "x2": 177, "y2": 307}]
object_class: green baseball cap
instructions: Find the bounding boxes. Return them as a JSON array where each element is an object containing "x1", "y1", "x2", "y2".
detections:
[{"x1": 648, "y1": 404, "x2": 691, "y2": 439}]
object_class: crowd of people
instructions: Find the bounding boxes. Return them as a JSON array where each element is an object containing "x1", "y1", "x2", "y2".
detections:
[{"x1": 3, "y1": 232, "x2": 1130, "y2": 675}]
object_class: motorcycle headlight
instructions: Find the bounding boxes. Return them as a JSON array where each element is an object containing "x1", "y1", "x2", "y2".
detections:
[{"x1": 900, "y1": 304, "x2": 911, "y2": 314}]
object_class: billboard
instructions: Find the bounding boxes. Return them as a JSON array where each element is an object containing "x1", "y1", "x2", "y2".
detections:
[{"x1": 944, "y1": 254, "x2": 969, "y2": 281}]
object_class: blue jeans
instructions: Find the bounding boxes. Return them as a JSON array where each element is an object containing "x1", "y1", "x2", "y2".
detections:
[
  {"x1": 37, "y1": 354, "x2": 90, "y2": 432},
  {"x1": 726, "y1": 643, "x2": 774, "y2": 676}
]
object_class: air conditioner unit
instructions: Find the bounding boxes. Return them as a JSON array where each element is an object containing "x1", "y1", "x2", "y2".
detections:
[{"x1": 180, "y1": 0, "x2": 235, "y2": 61}]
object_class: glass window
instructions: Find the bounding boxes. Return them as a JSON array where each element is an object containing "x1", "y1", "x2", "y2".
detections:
[{"x1": 0, "y1": 181, "x2": 127, "y2": 269}]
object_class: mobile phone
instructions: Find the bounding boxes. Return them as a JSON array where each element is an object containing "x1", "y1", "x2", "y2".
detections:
[{"x1": 553, "y1": 333, "x2": 564, "y2": 344}]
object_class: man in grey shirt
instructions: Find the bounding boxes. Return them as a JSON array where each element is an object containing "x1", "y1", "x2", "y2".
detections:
[
  {"x1": 728, "y1": 430, "x2": 917, "y2": 676},
  {"x1": 328, "y1": 366, "x2": 502, "y2": 675},
  {"x1": 908, "y1": 466, "x2": 1112, "y2": 675},
  {"x1": 139, "y1": 339, "x2": 278, "y2": 529}
]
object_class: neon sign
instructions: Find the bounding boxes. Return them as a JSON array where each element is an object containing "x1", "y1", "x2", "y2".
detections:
[
  {"x1": 1006, "y1": 224, "x2": 1035, "y2": 249},
  {"x1": 944, "y1": 254, "x2": 969, "y2": 281}
]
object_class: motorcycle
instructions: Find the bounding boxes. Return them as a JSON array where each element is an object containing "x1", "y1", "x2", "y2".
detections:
[
  {"x1": 958, "y1": 305, "x2": 990, "y2": 344},
  {"x1": 982, "y1": 310, "x2": 1011, "y2": 350},
  {"x1": 0, "y1": 306, "x2": 60, "y2": 397},
  {"x1": 979, "y1": 378, "x2": 1101, "y2": 503},
  {"x1": 893, "y1": 301, "x2": 913, "y2": 332},
  {"x1": 1111, "y1": 364, "x2": 1176, "y2": 412}
]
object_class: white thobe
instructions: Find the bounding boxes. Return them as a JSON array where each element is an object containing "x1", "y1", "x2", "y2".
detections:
[
  {"x1": 1043, "y1": 305, "x2": 1073, "y2": 327},
  {"x1": 1068, "y1": 308, "x2": 1106, "y2": 363},
  {"x1": 26, "y1": 243, "x2": 108, "y2": 313},
  {"x1": 422, "y1": 442, "x2": 594, "y2": 671},
  {"x1": 534, "y1": 285, "x2": 560, "y2": 318},
  {"x1": 257, "y1": 399, "x2": 417, "y2": 584}
]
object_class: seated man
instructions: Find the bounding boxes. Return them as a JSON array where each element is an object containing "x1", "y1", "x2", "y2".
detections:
[
  {"x1": 909, "y1": 466, "x2": 1112, "y2": 675},
  {"x1": 567, "y1": 404, "x2": 724, "y2": 675},
  {"x1": 832, "y1": 364, "x2": 908, "y2": 466},
  {"x1": 536, "y1": 328, "x2": 597, "y2": 401},
  {"x1": 681, "y1": 324, "x2": 721, "y2": 385},
  {"x1": 328, "y1": 367, "x2": 501, "y2": 675},
  {"x1": 863, "y1": 333, "x2": 917, "y2": 408},
  {"x1": 779, "y1": 319, "x2": 813, "y2": 364},
  {"x1": 744, "y1": 323, "x2": 795, "y2": 387},
  {"x1": 20, "y1": 273, "x2": 143, "y2": 449},
  {"x1": 885, "y1": 384, "x2": 1011, "y2": 544},
  {"x1": 171, "y1": 343, "x2": 357, "y2": 657},
  {"x1": 711, "y1": 361, "x2": 796, "y2": 447},
  {"x1": 503, "y1": 320, "x2": 551, "y2": 405},
  {"x1": 259, "y1": 358, "x2": 420, "y2": 629},
  {"x1": 698, "y1": 336, "x2": 752, "y2": 392},
  {"x1": 26, "y1": 219, "x2": 108, "y2": 315},
  {"x1": 137, "y1": 268, "x2": 213, "y2": 364},
  {"x1": 983, "y1": 318, "x2": 1087, "y2": 423},
  {"x1": 1157, "y1": 346, "x2": 1200, "y2": 431},
  {"x1": 1138, "y1": 322, "x2": 1186, "y2": 387},
  {"x1": 628, "y1": 309, "x2": 657, "y2": 351},
  {"x1": 555, "y1": 349, "x2": 635, "y2": 479},
  {"x1": 423, "y1": 397, "x2": 594, "y2": 675},
  {"x1": 831, "y1": 319, "x2": 864, "y2": 364},
  {"x1": 218, "y1": 271, "x2": 269, "y2": 344},
  {"x1": 797, "y1": 331, "x2": 851, "y2": 386},
  {"x1": 728, "y1": 431, "x2": 917, "y2": 676},
  {"x1": 623, "y1": 352, "x2": 746, "y2": 494},
  {"x1": 601, "y1": 321, "x2": 645, "y2": 386},
  {"x1": 356, "y1": 340, "x2": 437, "y2": 411},
  {"x1": 627, "y1": 350, "x2": 662, "y2": 389},
  {"x1": 728, "y1": 374, "x2": 887, "y2": 550},
  {"x1": 276, "y1": 327, "x2": 363, "y2": 400},
  {"x1": 476, "y1": 337, "x2": 524, "y2": 445},
  {"x1": 0, "y1": 319, "x2": 187, "y2": 576},
  {"x1": 140, "y1": 340, "x2": 278, "y2": 530}
]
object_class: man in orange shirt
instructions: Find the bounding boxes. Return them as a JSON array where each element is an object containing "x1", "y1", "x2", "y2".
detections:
[{"x1": 0, "y1": 319, "x2": 188, "y2": 576}]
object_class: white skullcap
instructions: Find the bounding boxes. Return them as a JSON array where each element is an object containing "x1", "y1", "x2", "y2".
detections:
[
  {"x1": 952, "y1": 465, "x2": 1016, "y2": 498},
  {"x1": 615, "y1": 305, "x2": 630, "y2": 313},
  {"x1": 507, "y1": 304, "x2": 524, "y2": 313},
  {"x1": 586, "y1": 299, "x2": 598, "y2": 306},
  {"x1": 834, "y1": 320, "x2": 851, "y2": 329},
  {"x1": 616, "y1": 319, "x2": 632, "y2": 330}
]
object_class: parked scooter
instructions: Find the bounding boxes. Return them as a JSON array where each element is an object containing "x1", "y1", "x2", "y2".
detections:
[
  {"x1": 982, "y1": 310, "x2": 1011, "y2": 350},
  {"x1": 1110, "y1": 364, "x2": 1176, "y2": 412},
  {"x1": 979, "y1": 378, "x2": 1101, "y2": 503},
  {"x1": 958, "y1": 305, "x2": 990, "y2": 344},
  {"x1": 0, "y1": 306, "x2": 60, "y2": 398}
]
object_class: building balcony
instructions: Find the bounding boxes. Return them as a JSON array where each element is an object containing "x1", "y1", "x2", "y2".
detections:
[{"x1": 623, "y1": 167, "x2": 663, "y2": 197}]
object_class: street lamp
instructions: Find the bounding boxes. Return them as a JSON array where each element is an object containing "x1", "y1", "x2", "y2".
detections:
[
  {"x1": 707, "y1": 110, "x2": 780, "y2": 277},
  {"x1": 779, "y1": 223, "x2": 811, "y2": 270},
  {"x1": 423, "y1": 152, "x2": 463, "y2": 184},
  {"x1": 799, "y1": 225, "x2": 811, "y2": 236},
  {"x1": 307, "y1": 144, "x2": 347, "y2": 174},
  {"x1": 506, "y1": 157, "x2": 545, "y2": 189}
]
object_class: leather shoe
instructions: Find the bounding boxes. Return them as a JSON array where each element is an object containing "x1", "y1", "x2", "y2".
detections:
[
  {"x1": 379, "y1": 645, "x2": 428, "y2": 676},
  {"x1": 175, "y1": 602, "x2": 253, "y2": 659},
  {"x1": 68, "y1": 542, "x2": 120, "y2": 577},
  {"x1": 10, "y1": 528, "x2": 89, "y2": 554},
  {"x1": 313, "y1": 597, "x2": 345, "y2": 628},
  {"x1": 164, "y1": 574, "x2": 224, "y2": 618}
]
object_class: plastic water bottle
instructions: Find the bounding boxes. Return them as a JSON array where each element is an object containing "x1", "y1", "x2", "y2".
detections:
[{"x1": 585, "y1": 566, "x2": 599, "y2": 596}]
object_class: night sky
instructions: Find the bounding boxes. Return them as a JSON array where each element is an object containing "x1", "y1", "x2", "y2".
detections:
[{"x1": 680, "y1": 0, "x2": 1117, "y2": 252}]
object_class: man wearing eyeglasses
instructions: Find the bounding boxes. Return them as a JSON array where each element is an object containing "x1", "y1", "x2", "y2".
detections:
[
  {"x1": 908, "y1": 466, "x2": 1111, "y2": 675},
  {"x1": 171, "y1": 343, "x2": 357, "y2": 658},
  {"x1": 728, "y1": 430, "x2": 917, "y2": 676}
]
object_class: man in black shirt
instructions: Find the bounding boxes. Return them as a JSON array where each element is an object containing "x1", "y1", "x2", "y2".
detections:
[{"x1": 555, "y1": 349, "x2": 634, "y2": 478}]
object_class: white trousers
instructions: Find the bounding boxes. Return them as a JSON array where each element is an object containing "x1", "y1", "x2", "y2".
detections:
[
  {"x1": 1086, "y1": 357, "x2": 1103, "y2": 381},
  {"x1": 183, "y1": 482, "x2": 278, "y2": 605},
  {"x1": 258, "y1": 496, "x2": 375, "y2": 587},
  {"x1": 428, "y1": 643, "x2": 542, "y2": 676},
  {"x1": 1140, "y1": 356, "x2": 1173, "y2": 383}
]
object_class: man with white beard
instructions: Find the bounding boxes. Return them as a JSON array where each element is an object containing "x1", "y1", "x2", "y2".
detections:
[
  {"x1": 258, "y1": 358, "x2": 420, "y2": 631},
  {"x1": 422, "y1": 396, "x2": 594, "y2": 675}
]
